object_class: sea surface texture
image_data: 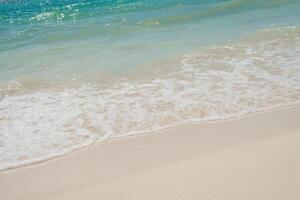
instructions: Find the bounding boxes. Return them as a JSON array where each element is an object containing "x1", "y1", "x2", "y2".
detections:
[{"x1": 1, "y1": 0, "x2": 300, "y2": 170}]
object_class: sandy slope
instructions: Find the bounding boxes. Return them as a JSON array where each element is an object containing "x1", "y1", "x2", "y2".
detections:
[{"x1": 1, "y1": 106, "x2": 300, "y2": 200}]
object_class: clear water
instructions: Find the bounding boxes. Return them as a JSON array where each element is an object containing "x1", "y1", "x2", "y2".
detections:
[{"x1": 1, "y1": 0, "x2": 300, "y2": 171}]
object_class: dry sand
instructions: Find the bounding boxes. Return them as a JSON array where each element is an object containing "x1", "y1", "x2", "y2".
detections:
[{"x1": 1, "y1": 106, "x2": 300, "y2": 200}]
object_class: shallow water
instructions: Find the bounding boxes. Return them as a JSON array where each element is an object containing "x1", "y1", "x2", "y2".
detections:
[{"x1": 1, "y1": 0, "x2": 300, "y2": 171}]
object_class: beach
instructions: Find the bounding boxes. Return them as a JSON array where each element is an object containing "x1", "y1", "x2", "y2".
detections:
[
  {"x1": 1, "y1": 0, "x2": 300, "y2": 198},
  {"x1": 1, "y1": 106, "x2": 300, "y2": 200},
  {"x1": 1, "y1": 0, "x2": 300, "y2": 171}
]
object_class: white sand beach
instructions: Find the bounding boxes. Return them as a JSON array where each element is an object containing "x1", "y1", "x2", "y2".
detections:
[{"x1": 1, "y1": 106, "x2": 300, "y2": 200}]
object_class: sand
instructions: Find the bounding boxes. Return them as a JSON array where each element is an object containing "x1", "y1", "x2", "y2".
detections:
[{"x1": 1, "y1": 106, "x2": 300, "y2": 200}]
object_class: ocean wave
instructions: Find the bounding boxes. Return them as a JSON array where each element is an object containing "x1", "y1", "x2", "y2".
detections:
[{"x1": 0, "y1": 26, "x2": 300, "y2": 171}]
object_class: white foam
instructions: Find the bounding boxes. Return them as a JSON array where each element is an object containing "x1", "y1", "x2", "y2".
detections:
[{"x1": 1, "y1": 26, "x2": 300, "y2": 171}]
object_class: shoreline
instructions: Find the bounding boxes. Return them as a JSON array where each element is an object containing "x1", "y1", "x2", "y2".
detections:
[
  {"x1": 1, "y1": 25, "x2": 300, "y2": 173},
  {"x1": 1, "y1": 105, "x2": 300, "y2": 199},
  {"x1": 1, "y1": 103, "x2": 299, "y2": 173}
]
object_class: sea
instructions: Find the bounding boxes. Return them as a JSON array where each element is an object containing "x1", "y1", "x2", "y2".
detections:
[{"x1": 1, "y1": 0, "x2": 300, "y2": 171}]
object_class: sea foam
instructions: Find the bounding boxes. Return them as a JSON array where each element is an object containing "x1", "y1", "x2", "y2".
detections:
[{"x1": 0, "y1": 26, "x2": 300, "y2": 171}]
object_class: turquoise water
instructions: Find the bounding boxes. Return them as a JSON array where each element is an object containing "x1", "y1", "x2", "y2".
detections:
[
  {"x1": 1, "y1": 0, "x2": 300, "y2": 170},
  {"x1": 1, "y1": 0, "x2": 300, "y2": 81}
]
